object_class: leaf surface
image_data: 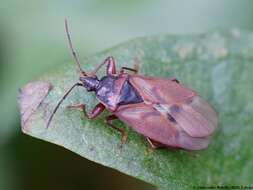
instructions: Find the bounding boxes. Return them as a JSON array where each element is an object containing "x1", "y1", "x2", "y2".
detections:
[{"x1": 19, "y1": 30, "x2": 253, "y2": 189}]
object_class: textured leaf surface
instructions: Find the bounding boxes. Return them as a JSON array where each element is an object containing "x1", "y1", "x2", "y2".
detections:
[{"x1": 19, "y1": 30, "x2": 253, "y2": 189}]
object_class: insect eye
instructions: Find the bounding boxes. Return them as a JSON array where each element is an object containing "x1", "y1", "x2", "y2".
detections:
[
  {"x1": 86, "y1": 86, "x2": 93, "y2": 92},
  {"x1": 90, "y1": 76, "x2": 98, "y2": 80},
  {"x1": 79, "y1": 76, "x2": 85, "y2": 81}
]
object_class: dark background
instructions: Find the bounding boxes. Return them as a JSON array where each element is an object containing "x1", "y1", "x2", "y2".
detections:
[{"x1": 1, "y1": 1, "x2": 253, "y2": 189}]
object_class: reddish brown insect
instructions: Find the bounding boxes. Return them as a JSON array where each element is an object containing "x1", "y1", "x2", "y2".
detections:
[{"x1": 46, "y1": 20, "x2": 218, "y2": 150}]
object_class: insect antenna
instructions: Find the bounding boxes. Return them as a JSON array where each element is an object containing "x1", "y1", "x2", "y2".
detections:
[
  {"x1": 64, "y1": 19, "x2": 87, "y2": 77},
  {"x1": 46, "y1": 83, "x2": 82, "y2": 128}
]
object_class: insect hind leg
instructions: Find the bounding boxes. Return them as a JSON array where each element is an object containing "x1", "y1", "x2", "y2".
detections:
[
  {"x1": 146, "y1": 137, "x2": 165, "y2": 149},
  {"x1": 105, "y1": 115, "x2": 128, "y2": 146}
]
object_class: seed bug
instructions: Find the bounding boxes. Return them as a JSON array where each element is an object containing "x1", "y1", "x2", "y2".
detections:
[{"x1": 46, "y1": 19, "x2": 218, "y2": 150}]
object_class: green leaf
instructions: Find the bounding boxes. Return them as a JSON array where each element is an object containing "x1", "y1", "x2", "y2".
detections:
[{"x1": 18, "y1": 30, "x2": 253, "y2": 189}]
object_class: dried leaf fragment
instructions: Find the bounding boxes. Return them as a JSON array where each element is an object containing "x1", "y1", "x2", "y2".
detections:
[{"x1": 18, "y1": 81, "x2": 52, "y2": 130}]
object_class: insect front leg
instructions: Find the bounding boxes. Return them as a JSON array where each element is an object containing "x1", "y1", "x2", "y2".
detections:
[
  {"x1": 67, "y1": 103, "x2": 105, "y2": 119},
  {"x1": 105, "y1": 115, "x2": 128, "y2": 146},
  {"x1": 90, "y1": 56, "x2": 117, "y2": 75},
  {"x1": 105, "y1": 56, "x2": 117, "y2": 75}
]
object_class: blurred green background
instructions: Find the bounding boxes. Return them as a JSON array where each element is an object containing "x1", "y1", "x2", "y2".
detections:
[{"x1": 1, "y1": 1, "x2": 253, "y2": 189}]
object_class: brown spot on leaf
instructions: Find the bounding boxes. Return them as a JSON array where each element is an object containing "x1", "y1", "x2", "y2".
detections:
[{"x1": 18, "y1": 81, "x2": 52, "y2": 131}]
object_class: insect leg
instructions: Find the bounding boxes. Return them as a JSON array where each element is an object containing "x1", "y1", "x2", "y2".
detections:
[
  {"x1": 170, "y1": 78, "x2": 180, "y2": 83},
  {"x1": 120, "y1": 67, "x2": 138, "y2": 74},
  {"x1": 105, "y1": 115, "x2": 128, "y2": 145},
  {"x1": 146, "y1": 137, "x2": 164, "y2": 149},
  {"x1": 67, "y1": 103, "x2": 105, "y2": 119},
  {"x1": 120, "y1": 59, "x2": 139, "y2": 74},
  {"x1": 90, "y1": 56, "x2": 116, "y2": 76}
]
